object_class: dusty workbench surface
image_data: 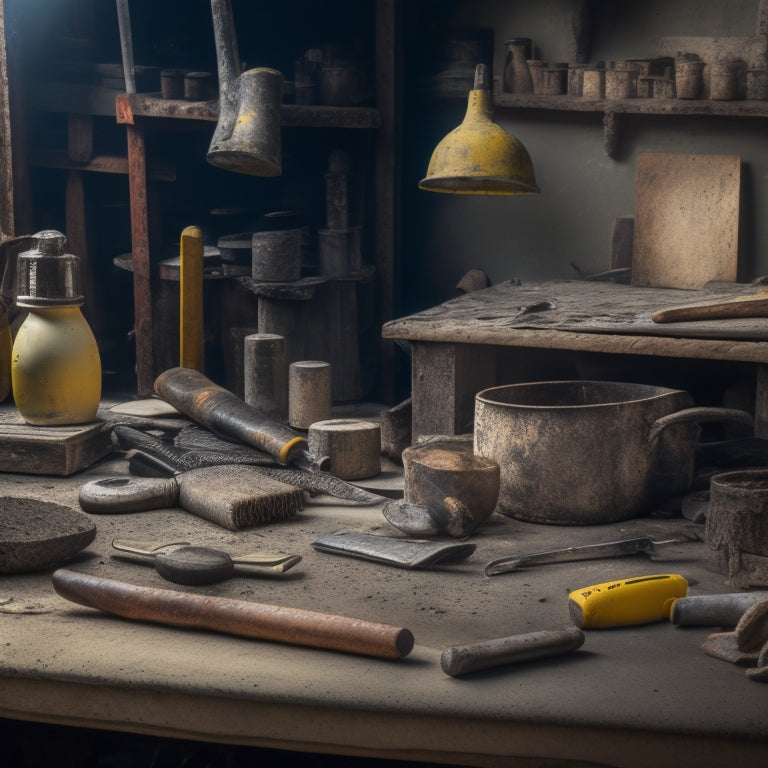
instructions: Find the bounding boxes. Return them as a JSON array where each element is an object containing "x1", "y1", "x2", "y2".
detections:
[
  {"x1": 1, "y1": 406, "x2": 767, "y2": 768},
  {"x1": 382, "y1": 279, "x2": 768, "y2": 354}
]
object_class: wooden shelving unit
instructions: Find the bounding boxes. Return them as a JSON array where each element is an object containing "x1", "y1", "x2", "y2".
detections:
[{"x1": 113, "y1": 1, "x2": 399, "y2": 398}]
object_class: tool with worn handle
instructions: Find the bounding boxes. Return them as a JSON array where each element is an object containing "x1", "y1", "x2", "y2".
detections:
[
  {"x1": 52, "y1": 569, "x2": 414, "y2": 660},
  {"x1": 206, "y1": 0, "x2": 282, "y2": 176},
  {"x1": 652, "y1": 294, "x2": 768, "y2": 323},
  {"x1": 154, "y1": 366, "x2": 324, "y2": 470},
  {"x1": 441, "y1": 626, "x2": 585, "y2": 677},
  {"x1": 111, "y1": 539, "x2": 302, "y2": 585},
  {"x1": 569, "y1": 573, "x2": 688, "y2": 629},
  {"x1": 485, "y1": 537, "x2": 689, "y2": 576},
  {"x1": 115, "y1": 0, "x2": 136, "y2": 94}
]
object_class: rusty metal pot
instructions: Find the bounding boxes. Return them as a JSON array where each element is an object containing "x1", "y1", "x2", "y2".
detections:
[{"x1": 474, "y1": 380, "x2": 752, "y2": 525}]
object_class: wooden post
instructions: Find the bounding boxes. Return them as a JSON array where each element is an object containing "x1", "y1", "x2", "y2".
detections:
[
  {"x1": 375, "y1": 0, "x2": 400, "y2": 402},
  {"x1": 410, "y1": 341, "x2": 497, "y2": 441},
  {"x1": 118, "y1": 95, "x2": 155, "y2": 397}
]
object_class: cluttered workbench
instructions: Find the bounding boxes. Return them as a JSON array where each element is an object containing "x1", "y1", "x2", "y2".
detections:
[
  {"x1": 383, "y1": 279, "x2": 768, "y2": 441},
  {"x1": 1, "y1": 392, "x2": 768, "y2": 768}
]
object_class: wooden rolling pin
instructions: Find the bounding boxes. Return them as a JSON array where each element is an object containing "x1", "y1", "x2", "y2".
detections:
[
  {"x1": 52, "y1": 569, "x2": 414, "y2": 660},
  {"x1": 652, "y1": 294, "x2": 768, "y2": 323}
]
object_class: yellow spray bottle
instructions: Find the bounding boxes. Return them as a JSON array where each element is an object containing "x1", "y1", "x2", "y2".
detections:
[{"x1": 11, "y1": 230, "x2": 101, "y2": 425}]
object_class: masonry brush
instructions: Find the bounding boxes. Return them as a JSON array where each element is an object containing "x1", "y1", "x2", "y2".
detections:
[{"x1": 79, "y1": 463, "x2": 304, "y2": 531}]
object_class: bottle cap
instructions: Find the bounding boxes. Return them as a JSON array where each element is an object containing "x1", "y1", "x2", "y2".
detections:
[{"x1": 16, "y1": 230, "x2": 84, "y2": 308}]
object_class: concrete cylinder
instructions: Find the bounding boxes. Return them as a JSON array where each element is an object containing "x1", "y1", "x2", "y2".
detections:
[
  {"x1": 288, "y1": 360, "x2": 331, "y2": 429},
  {"x1": 252, "y1": 229, "x2": 302, "y2": 282},
  {"x1": 243, "y1": 333, "x2": 288, "y2": 420},
  {"x1": 308, "y1": 419, "x2": 381, "y2": 479}
]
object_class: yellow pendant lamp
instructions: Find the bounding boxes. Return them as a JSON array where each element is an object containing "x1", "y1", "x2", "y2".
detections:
[{"x1": 419, "y1": 64, "x2": 540, "y2": 195}]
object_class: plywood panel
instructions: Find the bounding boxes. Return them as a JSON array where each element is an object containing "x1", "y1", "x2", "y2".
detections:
[{"x1": 632, "y1": 152, "x2": 740, "y2": 290}]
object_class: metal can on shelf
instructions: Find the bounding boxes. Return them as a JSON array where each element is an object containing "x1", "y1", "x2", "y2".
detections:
[
  {"x1": 675, "y1": 56, "x2": 704, "y2": 99},
  {"x1": 710, "y1": 59, "x2": 746, "y2": 100},
  {"x1": 605, "y1": 68, "x2": 635, "y2": 99}
]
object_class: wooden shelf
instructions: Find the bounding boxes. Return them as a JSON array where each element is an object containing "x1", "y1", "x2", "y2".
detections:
[
  {"x1": 493, "y1": 91, "x2": 768, "y2": 118},
  {"x1": 29, "y1": 84, "x2": 382, "y2": 130},
  {"x1": 125, "y1": 94, "x2": 381, "y2": 129},
  {"x1": 492, "y1": 87, "x2": 768, "y2": 157}
]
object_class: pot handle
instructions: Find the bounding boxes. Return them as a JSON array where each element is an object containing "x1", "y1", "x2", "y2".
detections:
[{"x1": 648, "y1": 407, "x2": 753, "y2": 443}]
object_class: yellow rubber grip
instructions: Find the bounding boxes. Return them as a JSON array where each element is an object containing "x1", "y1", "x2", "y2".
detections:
[
  {"x1": 278, "y1": 436, "x2": 307, "y2": 465},
  {"x1": 568, "y1": 573, "x2": 688, "y2": 629}
]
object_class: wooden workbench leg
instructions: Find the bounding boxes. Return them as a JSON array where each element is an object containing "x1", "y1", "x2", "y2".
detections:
[
  {"x1": 755, "y1": 364, "x2": 768, "y2": 437},
  {"x1": 411, "y1": 342, "x2": 497, "y2": 441}
]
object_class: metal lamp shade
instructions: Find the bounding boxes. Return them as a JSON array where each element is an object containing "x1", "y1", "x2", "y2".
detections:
[{"x1": 419, "y1": 88, "x2": 539, "y2": 195}]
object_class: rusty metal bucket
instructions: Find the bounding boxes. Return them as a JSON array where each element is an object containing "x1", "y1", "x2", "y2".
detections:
[{"x1": 473, "y1": 380, "x2": 752, "y2": 525}]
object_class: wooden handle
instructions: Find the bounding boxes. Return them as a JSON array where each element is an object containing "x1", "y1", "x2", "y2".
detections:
[
  {"x1": 52, "y1": 569, "x2": 414, "y2": 660},
  {"x1": 180, "y1": 226, "x2": 204, "y2": 372},
  {"x1": 652, "y1": 296, "x2": 768, "y2": 323},
  {"x1": 440, "y1": 626, "x2": 584, "y2": 677}
]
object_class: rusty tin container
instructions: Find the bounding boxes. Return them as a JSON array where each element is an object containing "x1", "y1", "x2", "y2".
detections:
[{"x1": 474, "y1": 380, "x2": 751, "y2": 525}]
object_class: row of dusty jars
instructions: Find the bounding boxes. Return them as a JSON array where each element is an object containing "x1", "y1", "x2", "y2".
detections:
[{"x1": 503, "y1": 38, "x2": 768, "y2": 101}]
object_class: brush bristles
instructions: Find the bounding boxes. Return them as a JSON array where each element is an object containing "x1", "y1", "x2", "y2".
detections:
[
  {"x1": 177, "y1": 465, "x2": 305, "y2": 531},
  {"x1": 229, "y1": 487, "x2": 305, "y2": 528}
]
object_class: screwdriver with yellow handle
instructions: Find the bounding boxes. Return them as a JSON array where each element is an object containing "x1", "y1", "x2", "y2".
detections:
[{"x1": 568, "y1": 573, "x2": 688, "y2": 629}]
